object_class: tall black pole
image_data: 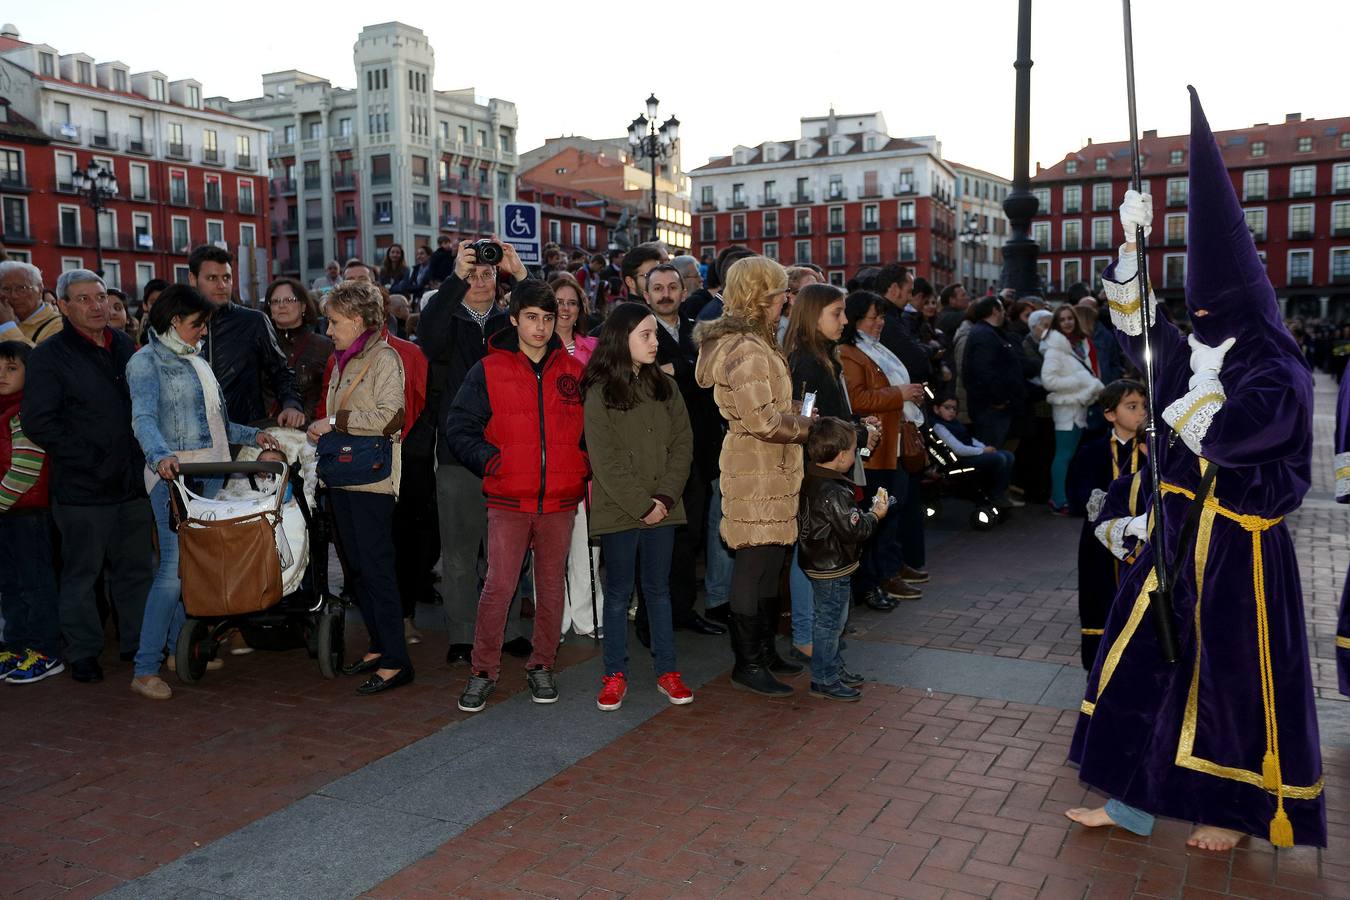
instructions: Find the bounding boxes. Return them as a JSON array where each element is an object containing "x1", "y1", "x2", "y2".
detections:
[
  {"x1": 1122, "y1": 0, "x2": 1179, "y2": 664},
  {"x1": 91, "y1": 197, "x2": 105, "y2": 277},
  {"x1": 1000, "y1": 0, "x2": 1039, "y2": 296},
  {"x1": 649, "y1": 135, "x2": 658, "y2": 243}
]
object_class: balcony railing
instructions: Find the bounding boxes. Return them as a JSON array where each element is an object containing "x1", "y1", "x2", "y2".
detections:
[
  {"x1": 126, "y1": 137, "x2": 153, "y2": 156},
  {"x1": 1333, "y1": 225, "x2": 1350, "y2": 237},
  {"x1": 1335, "y1": 182, "x2": 1350, "y2": 195},
  {"x1": 1064, "y1": 239, "x2": 1081, "y2": 251},
  {"x1": 202, "y1": 148, "x2": 223, "y2": 165},
  {"x1": 237, "y1": 198, "x2": 256, "y2": 216},
  {"x1": 700, "y1": 230, "x2": 716, "y2": 243},
  {"x1": 1332, "y1": 272, "x2": 1350, "y2": 284},
  {"x1": 333, "y1": 173, "x2": 357, "y2": 190},
  {"x1": 862, "y1": 219, "x2": 880, "y2": 232},
  {"x1": 862, "y1": 251, "x2": 881, "y2": 265},
  {"x1": 828, "y1": 221, "x2": 846, "y2": 234},
  {"x1": 334, "y1": 213, "x2": 358, "y2": 229},
  {"x1": 166, "y1": 142, "x2": 191, "y2": 160},
  {"x1": 371, "y1": 173, "x2": 391, "y2": 186},
  {"x1": 696, "y1": 200, "x2": 717, "y2": 212},
  {"x1": 306, "y1": 256, "x2": 327, "y2": 271},
  {"x1": 439, "y1": 176, "x2": 463, "y2": 192},
  {"x1": 1166, "y1": 194, "x2": 1187, "y2": 207},
  {"x1": 790, "y1": 191, "x2": 813, "y2": 204},
  {"x1": 168, "y1": 188, "x2": 190, "y2": 207},
  {"x1": 758, "y1": 194, "x2": 780, "y2": 207},
  {"x1": 828, "y1": 253, "x2": 846, "y2": 267},
  {"x1": 305, "y1": 215, "x2": 324, "y2": 229},
  {"x1": 0, "y1": 174, "x2": 30, "y2": 192},
  {"x1": 89, "y1": 132, "x2": 116, "y2": 150},
  {"x1": 414, "y1": 213, "x2": 432, "y2": 227},
  {"x1": 893, "y1": 182, "x2": 916, "y2": 196},
  {"x1": 1, "y1": 224, "x2": 33, "y2": 244},
  {"x1": 205, "y1": 193, "x2": 223, "y2": 212},
  {"x1": 1093, "y1": 238, "x2": 1113, "y2": 249},
  {"x1": 476, "y1": 182, "x2": 493, "y2": 197},
  {"x1": 1290, "y1": 187, "x2": 1314, "y2": 198},
  {"x1": 728, "y1": 198, "x2": 748, "y2": 210},
  {"x1": 1165, "y1": 235, "x2": 1185, "y2": 246},
  {"x1": 763, "y1": 225, "x2": 778, "y2": 238},
  {"x1": 303, "y1": 175, "x2": 322, "y2": 191},
  {"x1": 1249, "y1": 230, "x2": 1267, "y2": 242},
  {"x1": 372, "y1": 210, "x2": 393, "y2": 225},
  {"x1": 49, "y1": 123, "x2": 80, "y2": 143},
  {"x1": 1064, "y1": 204, "x2": 1081, "y2": 214},
  {"x1": 1244, "y1": 190, "x2": 1266, "y2": 201},
  {"x1": 235, "y1": 154, "x2": 255, "y2": 171},
  {"x1": 1288, "y1": 273, "x2": 1311, "y2": 286},
  {"x1": 1290, "y1": 229, "x2": 1313, "y2": 240},
  {"x1": 898, "y1": 218, "x2": 916, "y2": 229},
  {"x1": 793, "y1": 222, "x2": 813, "y2": 236},
  {"x1": 826, "y1": 187, "x2": 847, "y2": 202},
  {"x1": 274, "y1": 179, "x2": 297, "y2": 195},
  {"x1": 731, "y1": 226, "x2": 746, "y2": 240},
  {"x1": 858, "y1": 186, "x2": 883, "y2": 199},
  {"x1": 278, "y1": 217, "x2": 299, "y2": 233},
  {"x1": 899, "y1": 250, "x2": 917, "y2": 262}
]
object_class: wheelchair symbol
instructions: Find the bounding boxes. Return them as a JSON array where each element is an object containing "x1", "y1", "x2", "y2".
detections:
[{"x1": 507, "y1": 208, "x2": 532, "y2": 238}]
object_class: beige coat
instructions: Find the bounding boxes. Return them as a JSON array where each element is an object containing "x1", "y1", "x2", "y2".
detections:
[
  {"x1": 323, "y1": 335, "x2": 405, "y2": 495},
  {"x1": 694, "y1": 318, "x2": 810, "y2": 549}
]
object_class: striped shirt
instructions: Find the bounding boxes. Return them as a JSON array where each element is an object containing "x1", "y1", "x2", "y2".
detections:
[{"x1": 0, "y1": 414, "x2": 46, "y2": 512}]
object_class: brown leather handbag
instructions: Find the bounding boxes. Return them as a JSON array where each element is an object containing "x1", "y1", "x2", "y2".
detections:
[
  {"x1": 173, "y1": 488, "x2": 285, "y2": 618},
  {"x1": 899, "y1": 421, "x2": 927, "y2": 474}
]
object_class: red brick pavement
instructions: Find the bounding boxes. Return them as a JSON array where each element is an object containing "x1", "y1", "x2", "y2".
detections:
[
  {"x1": 362, "y1": 681, "x2": 1350, "y2": 899},
  {"x1": 0, "y1": 632, "x2": 600, "y2": 899}
]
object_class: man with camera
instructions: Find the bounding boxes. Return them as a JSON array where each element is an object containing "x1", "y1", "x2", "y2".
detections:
[{"x1": 419, "y1": 237, "x2": 532, "y2": 664}]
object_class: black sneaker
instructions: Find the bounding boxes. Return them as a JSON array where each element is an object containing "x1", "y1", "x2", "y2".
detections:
[
  {"x1": 458, "y1": 673, "x2": 495, "y2": 712},
  {"x1": 526, "y1": 666, "x2": 558, "y2": 704},
  {"x1": 810, "y1": 681, "x2": 862, "y2": 702},
  {"x1": 70, "y1": 658, "x2": 104, "y2": 684}
]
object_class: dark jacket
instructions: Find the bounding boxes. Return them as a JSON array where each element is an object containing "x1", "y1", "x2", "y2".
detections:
[
  {"x1": 427, "y1": 246, "x2": 456, "y2": 284},
  {"x1": 262, "y1": 324, "x2": 334, "y2": 423},
  {"x1": 880, "y1": 305, "x2": 933, "y2": 384},
  {"x1": 963, "y1": 320, "x2": 1030, "y2": 414},
  {"x1": 788, "y1": 347, "x2": 866, "y2": 449},
  {"x1": 417, "y1": 274, "x2": 512, "y2": 464},
  {"x1": 936, "y1": 306, "x2": 966, "y2": 340},
  {"x1": 21, "y1": 324, "x2": 146, "y2": 505},
  {"x1": 202, "y1": 302, "x2": 301, "y2": 426},
  {"x1": 680, "y1": 287, "x2": 716, "y2": 322},
  {"x1": 797, "y1": 464, "x2": 878, "y2": 578},
  {"x1": 391, "y1": 262, "x2": 431, "y2": 297},
  {"x1": 446, "y1": 329, "x2": 588, "y2": 514},
  {"x1": 655, "y1": 314, "x2": 721, "y2": 480}
]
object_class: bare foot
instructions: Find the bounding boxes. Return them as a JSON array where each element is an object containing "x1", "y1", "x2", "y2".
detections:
[
  {"x1": 1065, "y1": 806, "x2": 1117, "y2": 828},
  {"x1": 1186, "y1": 825, "x2": 1242, "y2": 852}
]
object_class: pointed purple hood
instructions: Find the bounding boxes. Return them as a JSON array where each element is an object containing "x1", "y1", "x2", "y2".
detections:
[{"x1": 1183, "y1": 86, "x2": 1292, "y2": 349}]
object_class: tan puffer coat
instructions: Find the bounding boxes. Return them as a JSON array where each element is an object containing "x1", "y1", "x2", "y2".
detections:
[{"x1": 694, "y1": 317, "x2": 810, "y2": 549}]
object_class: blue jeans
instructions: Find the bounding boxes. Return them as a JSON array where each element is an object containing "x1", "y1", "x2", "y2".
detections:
[
  {"x1": 135, "y1": 477, "x2": 220, "y2": 677},
  {"x1": 789, "y1": 546, "x2": 812, "y2": 647},
  {"x1": 0, "y1": 510, "x2": 62, "y2": 658},
  {"x1": 1105, "y1": 798, "x2": 1155, "y2": 836},
  {"x1": 704, "y1": 478, "x2": 733, "y2": 609},
  {"x1": 1051, "y1": 427, "x2": 1082, "y2": 508},
  {"x1": 809, "y1": 573, "x2": 852, "y2": 685},
  {"x1": 600, "y1": 526, "x2": 677, "y2": 678},
  {"x1": 965, "y1": 449, "x2": 1015, "y2": 500}
]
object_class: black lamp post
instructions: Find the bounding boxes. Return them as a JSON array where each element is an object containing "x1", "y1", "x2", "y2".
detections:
[
  {"x1": 627, "y1": 94, "x2": 679, "y2": 243},
  {"x1": 71, "y1": 161, "x2": 119, "y2": 277},
  {"x1": 959, "y1": 213, "x2": 989, "y2": 293},
  {"x1": 1000, "y1": 0, "x2": 1040, "y2": 295}
]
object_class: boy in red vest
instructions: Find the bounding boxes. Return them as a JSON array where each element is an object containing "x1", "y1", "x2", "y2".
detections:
[
  {"x1": 446, "y1": 279, "x2": 588, "y2": 712},
  {"x1": 0, "y1": 342, "x2": 64, "y2": 683}
]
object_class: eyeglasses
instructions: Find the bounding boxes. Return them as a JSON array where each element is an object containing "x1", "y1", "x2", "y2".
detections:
[
  {"x1": 466, "y1": 271, "x2": 497, "y2": 284},
  {"x1": 269, "y1": 297, "x2": 302, "y2": 306},
  {"x1": 556, "y1": 299, "x2": 580, "y2": 309},
  {"x1": 0, "y1": 284, "x2": 38, "y2": 296}
]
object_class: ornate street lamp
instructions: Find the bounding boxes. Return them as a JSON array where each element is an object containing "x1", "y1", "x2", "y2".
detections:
[
  {"x1": 627, "y1": 94, "x2": 679, "y2": 243},
  {"x1": 71, "y1": 161, "x2": 119, "y2": 276},
  {"x1": 959, "y1": 213, "x2": 989, "y2": 293}
]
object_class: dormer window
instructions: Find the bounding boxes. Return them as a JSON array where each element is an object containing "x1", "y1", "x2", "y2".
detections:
[
  {"x1": 1095, "y1": 158, "x2": 1107, "y2": 172},
  {"x1": 153, "y1": 78, "x2": 166, "y2": 101},
  {"x1": 113, "y1": 69, "x2": 127, "y2": 92},
  {"x1": 830, "y1": 140, "x2": 841, "y2": 155},
  {"x1": 77, "y1": 60, "x2": 92, "y2": 84},
  {"x1": 1169, "y1": 149, "x2": 1184, "y2": 165},
  {"x1": 1066, "y1": 160, "x2": 1078, "y2": 174},
  {"x1": 1296, "y1": 136, "x2": 1312, "y2": 153},
  {"x1": 865, "y1": 136, "x2": 876, "y2": 152},
  {"x1": 765, "y1": 145, "x2": 776, "y2": 162},
  {"x1": 38, "y1": 52, "x2": 54, "y2": 77},
  {"x1": 188, "y1": 86, "x2": 200, "y2": 108}
]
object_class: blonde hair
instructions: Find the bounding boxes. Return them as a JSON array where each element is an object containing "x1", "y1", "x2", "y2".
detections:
[
  {"x1": 721, "y1": 256, "x2": 787, "y2": 345},
  {"x1": 325, "y1": 280, "x2": 385, "y2": 331}
]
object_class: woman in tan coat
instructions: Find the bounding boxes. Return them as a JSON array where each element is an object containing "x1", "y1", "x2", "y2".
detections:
[
  {"x1": 305, "y1": 281, "x2": 410, "y2": 695},
  {"x1": 694, "y1": 256, "x2": 811, "y2": 697}
]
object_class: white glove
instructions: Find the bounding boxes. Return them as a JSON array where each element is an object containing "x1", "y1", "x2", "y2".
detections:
[
  {"x1": 1094, "y1": 515, "x2": 1146, "y2": 560},
  {"x1": 1125, "y1": 514, "x2": 1149, "y2": 541},
  {"x1": 1162, "y1": 336, "x2": 1233, "y2": 457},
  {"x1": 1185, "y1": 334, "x2": 1235, "y2": 391},
  {"x1": 1120, "y1": 189, "x2": 1153, "y2": 241}
]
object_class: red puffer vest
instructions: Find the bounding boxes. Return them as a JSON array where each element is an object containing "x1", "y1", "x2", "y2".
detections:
[{"x1": 481, "y1": 331, "x2": 588, "y2": 513}]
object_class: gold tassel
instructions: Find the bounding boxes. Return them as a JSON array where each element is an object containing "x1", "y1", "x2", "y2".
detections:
[
  {"x1": 1263, "y1": 753, "x2": 1280, "y2": 790},
  {"x1": 1269, "y1": 810, "x2": 1294, "y2": 847}
]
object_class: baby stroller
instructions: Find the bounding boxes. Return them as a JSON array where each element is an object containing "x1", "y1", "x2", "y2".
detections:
[
  {"x1": 169, "y1": 452, "x2": 344, "y2": 683},
  {"x1": 919, "y1": 425, "x2": 1005, "y2": 531}
]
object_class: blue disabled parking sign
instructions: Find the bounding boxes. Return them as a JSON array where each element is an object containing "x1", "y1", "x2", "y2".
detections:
[{"x1": 500, "y1": 202, "x2": 541, "y2": 266}]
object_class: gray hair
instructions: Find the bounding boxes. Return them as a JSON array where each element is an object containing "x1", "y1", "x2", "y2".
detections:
[
  {"x1": 55, "y1": 269, "x2": 105, "y2": 301},
  {"x1": 671, "y1": 255, "x2": 700, "y2": 279},
  {"x1": 0, "y1": 260, "x2": 42, "y2": 287}
]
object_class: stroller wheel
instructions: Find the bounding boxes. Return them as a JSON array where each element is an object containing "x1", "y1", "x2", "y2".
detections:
[
  {"x1": 989, "y1": 504, "x2": 1005, "y2": 524},
  {"x1": 175, "y1": 618, "x2": 214, "y2": 684},
  {"x1": 969, "y1": 507, "x2": 997, "y2": 531},
  {"x1": 317, "y1": 608, "x2": 346, "y2": 679}
]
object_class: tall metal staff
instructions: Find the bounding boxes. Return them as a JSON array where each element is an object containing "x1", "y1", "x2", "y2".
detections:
[{"x1": 1122, "y1": 0, "x2": 1179, "y2": 663}]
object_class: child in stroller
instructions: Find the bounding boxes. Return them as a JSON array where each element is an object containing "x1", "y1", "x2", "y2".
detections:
[{"x1": 924, "y1": 395, "x2": 1018, "y2": 529}]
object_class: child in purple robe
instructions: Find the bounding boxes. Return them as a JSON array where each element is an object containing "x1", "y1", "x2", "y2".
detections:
[{"x1": 1333, "y1": 373, "x2": 1349, "y2": 694}]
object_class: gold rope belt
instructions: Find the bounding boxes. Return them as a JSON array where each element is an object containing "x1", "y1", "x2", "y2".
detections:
[{"x1": 1160, "y1": 478, "x2": 1295, "y2": 846}]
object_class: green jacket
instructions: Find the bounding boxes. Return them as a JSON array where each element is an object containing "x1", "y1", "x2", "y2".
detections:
[{"x1": 584, "y1": 377, "x2": 692, "y2": 537}]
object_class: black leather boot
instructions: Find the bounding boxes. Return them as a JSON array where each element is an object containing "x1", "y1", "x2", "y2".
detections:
[
  {"x1": 759, "y1": 596, "x2": 803, "y2": 675},
  {"x1": 729, "y1": 613, "x2": 793, "y2": 696}
]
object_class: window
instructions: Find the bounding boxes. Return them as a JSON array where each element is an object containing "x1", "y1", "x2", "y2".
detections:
[
  {"x1": 38, "y1": 52, "x2": 54, "y2": 76},
  {"x1": 731, "y1": 214, "x2": 746, "y2": 240},
  {"x1": 135, "y1": 263, "x2": 155, "y2": 292},
  {"x1": 586, "y1": 225, "x2": 596, "y2": 247},
  {"x1": 1092, "y1": 256, "x2": 1112, "y2": 289},
  {"x1": 1032, "y1": 221, "x2": 1050, "y2": 250},
  {"x1": 795, "y1": 208, "x2": 811, "y2": 234},
  {"x1": 167, "y1": 122, "x2": 185, "y2": 157},
  {"x1": 371, "y1": 155, "x2": 391, "y2": 185},
  {"x1": 1166, "y1": 177, "x2": 1189, "y2": 206},
  {"x1": 898, "y1": 201, "x2": 915, "y2": 227},
  {"x1": 1296, "y1": 136, "x2": 1312, "y2": 153},
  {"x1": 457, "y1": 125, "x2": 469, "y2": 143},
  {"x1": 1288, "y1": 249, "x2": 1312, "y2": 283},
  {"x1": 863, "y1": 204, "x2": 879, "y2": 230},
  {"x1": 78, "y1": 60, "x2": 92, "y2": 84},
  {"x1": 548, "y1": 219, "x2": 561, "y2": 243},
  {"x1": 828, "y1": 206, "x2": 844, "y2": 233},
  {"x1": 1251, "y1": 141, "x2": 1266, "y2": 158},
  {"x1": 1342, "y1": 134, "x2": 1350, "y2": 149},
  {"x1": 1, "y1": 197, "x2": 28, "y2": 240},
  {"x1": 204, "y1": 175, "x2": 222, "y2": 211},
  {"x1": 1062, "y1": 220, "x2": 1081, "y2": 250},
  {"x1": 762, "y1": 242, "x2": 778, "y2": 261},
  {"x1": 206, "y1": 220, "x2": 224, "y2": 246},
  {"x1": 1066, "y1": 160, "x2": 1078, "y2": 174},
  {"x1": 171, "y1": 216, "x2": 190, "y2": 253},
  {"x1": 152, "y1": 78, "x2": 166, "y2": 102},
  {"x1": 90, "y1": 109, "x2": 109, "y2": 147},
  {"x1": 863, "y1": 235, "x2": 880, "y2": 264},
  {"x1": 477, "y1": 129, "x2": 487, "y2": 146},
  {"x1": 411, "y1": 155, "x2": 429, "y2": 186},
  {"x1": 1333, "y1": 202, "x2": 1350, "y2": 236},
  {"x1": 828, "y1": 238, "x2": 845, "y2": 266},
  {"x1": 95, "y1": 209, "x2": 116, "y2": 249},
  {"x1": 283, "y1": 124, "x2": 296, "y2": 144},
  {"x1": 499, "y1": 130, "x2": 513, "y2": 152},
  {"x1": 1289, "y1": 167, "x2": 1315, "y2": 197},
  {"x1": 1336, "y1": 164, "x2": 1350, "y2": 194},
  {"x1": 700, "y1": 216, "x2": 715, "y2": 242},
  {"x1": 410, "y1": 196, "x2": 429, "y2": 228},
  {"x1": 828, "y1": 176, "x2": 844, "y2": 201},
  {"x1": 1165, "y1": 213, "x2": 1187, "y2": 245},
  {"x1": 763, "y1": 210, "x2": 778, "y2": 237},
  {"x1": 1092, "y1": 217, "x2": 1112, "y2": 248},
  {"x1": 1245, "y1": 208, "x2": 1267, "y2": 241},
  {"x1": 898, "y1": 233, "x2": 916, "y2": 261},
  {"x1": 0, "y1": 148, "x2": 22, "y2": 187},
  {"x1": 307, "y1": 121, "x2": 321, "y2": 140},
  {"x1": 173, "y1": 264, "x2": 189, "y2": 283},
  {"x1": 1092, "y1": 183, "x2": 1112, "y2": 211},
  {"x1": 57, "y1": 205, "x2": 80, "y2": 245},
  {"x1": 1031, "y1": 187, "x2": 1050, "y2": 215},
  {"x1": 699, "y1": 185, "x2": 713, "y2": 208},
  {"x1": 1333, "y1": 248, "x2": 1350, "y2": 281},
  {"x1": 127, "y1": 115, "x2": 145, "y2": 153},
  {"x1": 132, "y1": 212, "x2": 152, "y2": 249},
  {"x1": 62, "y1": 258, "x2": 84, "y2": 273},
  {"x1": 203, "y1": 129, "x2": 218, "y2": 162},
  {"x1": 1063, "y1": 185, "x2": 1081, "y2": 213},
  {"x1": 338, "y1": 118, "x2": 351, "y2": 138},
  {"x1": 1164, "y1": 254, "x2": 1186, "y2": 288},
  {"x1": 187, "y1": 85, "x2": 200, "y2": 108},
  {"x1": 1035, "y1": 260, "x2": 1051, "y2": 292},
  {"x1": 794, "y1": 239, "x2": 811, "y2": 264},
  {"x1": 102, "y1": 261, "x2": 121, "y2": 291},
  {"x1": 373, "y1": 195, "x2": 392, "y2": 225},
  {"x1": 113, "y1": 69, "x2": 127, "y2": 92},
  {"x1": 1288, "y1": 205, "x2": 1314, "y2": 239},
  {"x1": 1243, "y1": 170, "x2": 1268, "y2": 201},
  {"x1": 1094, "y1": 158, "x2": 1107, "y2": 173},
  {"x1": 731, "y1": 183, "x2": 746, "y2": 208},
  {"x1": 1062, "y1": 259, "x2": 1082, "y2": 287},
  {"x1": 1169, "y1": 149, "x2": 1185, "y2": 165},
  {"x1": 238, "y1": 180, "x2": 255, "y2": 215},
  {"x1": 55, "y1": 152, "x2": 75, "y2": 191}
]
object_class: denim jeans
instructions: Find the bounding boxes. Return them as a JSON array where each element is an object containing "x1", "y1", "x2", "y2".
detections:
[
  {"x1": 703, "y1": 478, "x2": 733, "y2": 609},
  {"x1": 600, "y1": 526, "x2": 677, "y2": 678},
  {"x1": 964, "y1": 449, "x2": 1015, "y2": 500},
  {"x1": 809, "y1": 573, "x2": 852, "y2": 685},
  {"x1": 1105, "y1": 798, "x2": 1155, "y2": 836},
  {"x1": 789, "y1": 546, "x2": 813, "y2": 647},
  {"x1": 0, "y1": 510, "x2": 62, "y2": 658},
  {"x1": 1051, "y1": 427, "x2": 1083, "y2": 508}
]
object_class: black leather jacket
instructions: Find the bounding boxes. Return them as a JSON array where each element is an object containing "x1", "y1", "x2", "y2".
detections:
[
  {"x1": 797, "y1": 464, "x2": 878, "y2": 578},
  {"x1": 202, "y1": 302, "x2": 301, "y2": 426}
]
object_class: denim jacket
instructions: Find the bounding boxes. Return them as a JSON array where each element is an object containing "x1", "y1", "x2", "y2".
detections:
[{"x1": 128, "y1": 332, "x2": 259, "y2": 467}]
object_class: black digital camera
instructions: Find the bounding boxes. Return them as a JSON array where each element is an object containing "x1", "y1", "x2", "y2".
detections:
[{"x1": 469, "y1": 239, "x2": 503, "y2": 265}]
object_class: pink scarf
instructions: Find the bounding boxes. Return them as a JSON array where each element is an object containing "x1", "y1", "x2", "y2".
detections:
[{"x1": 334, "y1": 328, "x2": 376, "y2": 375}]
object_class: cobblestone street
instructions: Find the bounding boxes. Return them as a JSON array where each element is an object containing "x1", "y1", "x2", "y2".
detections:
[{"x1": 3, "y1": 374, "x2": 1347, "y2": 899}]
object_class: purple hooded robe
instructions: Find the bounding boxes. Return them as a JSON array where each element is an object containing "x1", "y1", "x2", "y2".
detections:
[{"x1": 1333, "y1": 373, "x2": 1350, "y2": 694}]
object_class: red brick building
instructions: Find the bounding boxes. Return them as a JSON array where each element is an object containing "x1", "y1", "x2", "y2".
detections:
[
  {"x1": 688, "y1": 111, "x2": 957, "y2": 287},
  {"x1": 515, "y1": 180, "x2": 611, "y2": 256},
  {"x1": 0, "y1": 27, "x2": 271, "y2": 300},
  {"x1": 1030, "y1": 112, "x2": 1350, "y2": 320}
]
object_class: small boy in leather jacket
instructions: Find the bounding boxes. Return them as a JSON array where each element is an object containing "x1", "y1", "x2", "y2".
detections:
[{"x1": 797, "y1": 416, "x2": 888, "y2": 701}]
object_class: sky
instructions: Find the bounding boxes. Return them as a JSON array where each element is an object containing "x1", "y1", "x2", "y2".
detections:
[{"x1": 7, "y1": 0, "x2": 1346, "y2": 181}]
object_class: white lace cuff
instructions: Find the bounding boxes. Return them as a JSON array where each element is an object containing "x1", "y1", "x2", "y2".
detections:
[
  {"x1": 1101, "y1": 245, "x2": 1157, "y2": 336},
  {"x1": 1124, "y1": 514, "x2": 1148, "y2": 541},
  {"x1": 1094, "y1": 517, "x2": 1134, "y2": 560},
  {"x1": 1162, "y1": 377, "x2": 1225, "y2": 457},
  {"x1": 1336, "y1": 450, "x2": 1349, "y2": 503},
  {"x1": 1086, "y1": 488, "x2": 1108, "y2": 524}
]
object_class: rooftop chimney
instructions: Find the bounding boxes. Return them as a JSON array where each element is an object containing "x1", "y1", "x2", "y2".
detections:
[
  {"x1": 1143, "y1": 129, "x2": 1157, "y2": 139},
  {"x1": 1285, "y1": 112, "x2": 1301, "y2": 123},
  {"x1": 0, "y1": 24, "x2": 19, "y2": 39}
]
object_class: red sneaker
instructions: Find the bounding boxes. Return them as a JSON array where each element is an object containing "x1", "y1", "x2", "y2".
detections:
[
  {"x1": 657, "y1": 672, "x2": 694, "y2": 705},
  {"x1": 597, "y1": 673, "x2": 627, "y2": 711}
]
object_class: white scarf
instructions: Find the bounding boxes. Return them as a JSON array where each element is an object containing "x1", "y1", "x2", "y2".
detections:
[{"x1": 856, "y1": 333, "x2": 923, "y2": 424}]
